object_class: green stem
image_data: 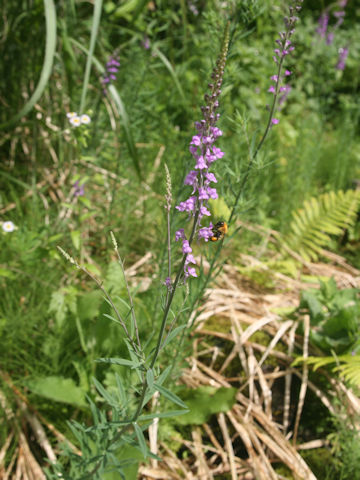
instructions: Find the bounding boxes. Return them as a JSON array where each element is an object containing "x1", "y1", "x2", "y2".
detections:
[
  {"x1": 228, "y1": 37, "x2": 288, "y2": 225},
  {"x1": 79, "y1": 0, "x2": 103, "y2": 114}
]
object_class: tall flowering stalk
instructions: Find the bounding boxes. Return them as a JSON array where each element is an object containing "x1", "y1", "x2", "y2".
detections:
[
  {"x1": 264, "y1": 0, "x2": 303, "y2": 128},
  {"x1": 228, "y1": 0, "x2": 303, "y2": 226},
  {"x1": 102, "y1": 54, "x2": 120, "y2": 93},
  {"x1": 316, "y1": 0, "x2": 349, "y2": 71},
  {"x1": 316, "y1": 0, "x2": 347, "y2": 46},
  {"x1": 173, "y1": 23, "x2": 230, "y2": 280}
]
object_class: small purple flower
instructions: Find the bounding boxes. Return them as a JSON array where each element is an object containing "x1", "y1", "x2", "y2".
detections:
[
  {"x1": 142, "y1": 35, "x2": 150, "y2": 50},
  {"x1": 188, "y1": 0, "x2": 199, "y2": 16},
  {"x1": 102, "y1": 54, "x2": 120, "y2": 93},
  {"x1": 175, "y1": 229, "x2": 185, "y2": 241},
  {"x1": 185, "y1": 254, "x2": 196, "y2": 265},
  {"x1": 176, "y1": 195, "x2": 197, "y2": 213},
  {"x1": 336, "y1": 46, "x2": 349, "y2": 70},
  {"x1": 195, "y1": 155, "x2": 207, "y2": 170},
  {"x1": 182, "y1": 240, "x2": 192, "y2": 254},
  {"x1": 73, "y1": 180, "x2": 85, "y2": 197},
  {"x1": 207, "y1": 187, "x2": 218, "y2": 200},
  {"x1": 184, "y1": 170, "x2": 199, "y2": 193},
  {"x1": 185, "y1": 266, "x2": 197, "y2": 278},
  {"x1": 278, "y1": 85, "x2": 292, "y2": 107},
  {"x1": 205, "y1": 172, "x2": 217, "y2": 184},
  {"x1": 199, "y1": 205, "x2": 211, "y2": 217},
  {"x1": 198, "y1": 224, "x2": 214, "y2": 242},
  {"x1": 317, "y1": 13, "x2": 329, "y2": 37},
  {"x1": 326, "y1": 32, "x2": 335, "y2": 45}
]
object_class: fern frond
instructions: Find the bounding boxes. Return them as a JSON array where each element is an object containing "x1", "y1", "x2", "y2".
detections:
[
  {"x1": 282, "y1": 190, "x2": 360, "y2": 262},
  {"x1": 334, "y1": 355, "x2": 360, "y2": 387},
  {"x1": 292, "y1": 355, "x2": 336, "y2": 370},
  {"x1": 293, "y1": 354, "x2": 360, "y2": 387}
]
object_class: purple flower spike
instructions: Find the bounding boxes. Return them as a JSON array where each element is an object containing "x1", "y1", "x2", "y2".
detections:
[
  {"x1": 102, "y1": 54, "x2": 120, "y2": 93},
  {"x1": 266, "y1": 0, "x2": 303, "y2": 124},
  {"x1": 173, "y1": 24, "x2": 230, "y2": 281},
  {"x1": 317, "y1": 0, "x2": 347, "y2": 49}
]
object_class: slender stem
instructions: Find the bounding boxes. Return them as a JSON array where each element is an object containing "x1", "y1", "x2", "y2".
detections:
[
  {"x1": 228, "y1": 36, "x2": 288, "y2": 226},
  {"x1": 78, "y1": 263, "x2": 140, "y2": 356},
  {"x1": 79, "y1": 0, "x2": 103, "y2": 114},
  {"x1": 165, "y1": 205, "x2": 172, "y2": 306},
  {"x1": 113, "y1": 247, "x2": 141, "y2": 351},
  {"x1": 150, "y1": 210, "x2": 200, "y2": 369}
]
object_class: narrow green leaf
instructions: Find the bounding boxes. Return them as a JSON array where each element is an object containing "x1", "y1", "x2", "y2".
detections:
[
  {"x1": 1, "y1": 0, "x2": 57, "y2": 129},
  {"x1": 154, "y1": 383, "x2": 188, "y2": 409},
  {"x1": 108, "y1": 85, "x2": 141, "y2": 179},
  {"x1": 156, "y1": 365, "x2": 172, "y2": 386},
  {"x1": 103, "y1": 312, "x2": 123, "y2": 326},
  {"x1": 93, "y1": 377, "x2": 117, "y2": 406},
  {"x1": 79, "y1": 0, "x2": 103, "y2": 114},
  {"x1": 161, "y1": 325, "x2": 187, "y2": 349},
  {"x1": 152, "y1": 47, "x2": 186, "y2": 103},
  {"x1": 139, "y1": 410, "x2": 189, "y2": 421},
  {"x1": 70, "y1": 230, "x2": 81, "y2": 251},
  {"x1": 134, "y1": 423, "x2": 147, "y2": 458},
  {"x1": 146, "y1": 369, "x2": 154, "y2": 390},
  {"x1": 96, "y1": 357, "x2": 141, "y2": 368}
]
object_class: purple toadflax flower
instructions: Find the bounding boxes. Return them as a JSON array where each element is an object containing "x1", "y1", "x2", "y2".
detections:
[
  {"x1": 266, "y1": 0, "x2": 303, "y2": 125},
  {"x1": 316, "y1": 0, "x2": 347, "y2": 47},
  {"x1": 336, "y1": 46, "x2": 349, "y2": 70},
  {"x1": 142, "y1": 35, "x2": 150, "y2": 50},
  {"x1": 73, "y1": 180, "x2": 85, "y2": 197},
  {"x1": 174, "y1": 24, "x2": 230, "y2": 280},
  {"x1": 102, "y1": 54, "x2": 120, "y2": 93},
  {"x1": 317, "y1": 12, "x2": 329, "y2": 38}
]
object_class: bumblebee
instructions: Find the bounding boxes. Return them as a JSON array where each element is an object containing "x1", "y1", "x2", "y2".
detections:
[{"x1": 210, "y1": 221, "x2": 228, "y2": 242}]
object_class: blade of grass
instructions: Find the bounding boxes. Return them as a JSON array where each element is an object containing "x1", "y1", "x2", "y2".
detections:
[
  {"x1": 0, "y1": 0, "x2": 57, "y2": 129},
  {"x1": 152, "y1": 46, "x2": 186, "y2": 104},
  {"x1": 79, "y1": 0, "x2": 103, "y2": 115}
]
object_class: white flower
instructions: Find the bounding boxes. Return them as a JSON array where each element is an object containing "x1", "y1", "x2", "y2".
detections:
[
  {"x1": 69, "y1": 115, "x2": 82, "y2": 127},
  {"x1": 66, "y1": 112, "x2": 78, "y2": 118},
  {"x1": 80, "y1": 114, "x2": 91, "y2": 125},
  {"x1": 2, "y1": 221, "x2": 16, "y2": 233}
]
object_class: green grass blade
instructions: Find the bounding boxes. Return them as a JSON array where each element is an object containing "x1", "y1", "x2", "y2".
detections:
[
  {"x1": 0, "y1": 0, "x2": 57, "y2": 129},
  {"x1": 152, "y1": 46, "x2": 186, "y2": 104},
  {"x1": 79, "y1": 0, "x2": 103, "y2": 114},
  {"x1": 108, "y1": 84, "x2": 142, "y2": 178}
]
